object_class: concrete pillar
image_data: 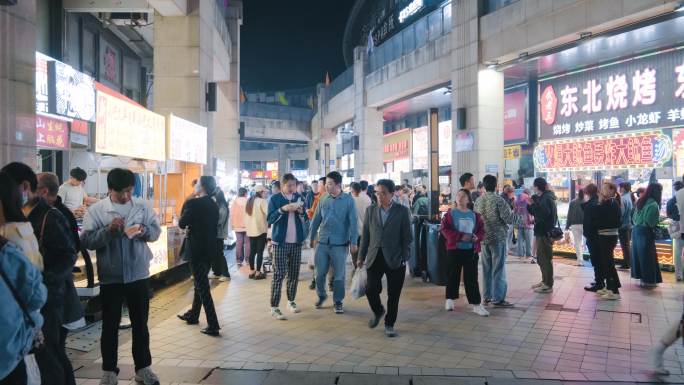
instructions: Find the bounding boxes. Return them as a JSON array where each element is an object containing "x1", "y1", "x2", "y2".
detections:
[
  {"x1": 451, "y1": 0, "x2": 504, "y2": 195},
  {"x1": 352, "y1": 47, "x2": 383, "y2": 180},
  {"x1": 0, "y1": 1, "x2": 37, "y2": 166},
  {"x1": 214, "y1": 1, "x2": 242, "y2": 177},
  {"x1": 153, "y1": 9, "x2": 205, "y2": 154},
  {"x1": 277, "y1": 143, "x2": 288, "y2": 178}
]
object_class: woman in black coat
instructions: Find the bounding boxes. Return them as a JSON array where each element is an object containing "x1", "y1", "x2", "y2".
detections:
[{"x1": 177, "y1": 176, "x2": 221, "y2": 336}]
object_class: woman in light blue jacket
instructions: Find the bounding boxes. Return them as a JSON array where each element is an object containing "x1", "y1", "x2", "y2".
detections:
[{"x1": 0, "y1": 238, "x2": 47, "y2": 383}]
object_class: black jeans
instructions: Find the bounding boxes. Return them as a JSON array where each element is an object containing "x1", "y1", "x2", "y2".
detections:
[
  {"x1": 0, "y1": 359, "x2": 26, "y2": 385},
  {"x1": 598, "y1": 235, "x2": 621, "y2": 293},
  {"x1": 187, "y1": 261, "x2": 220, "y2": 329},
  {"x1": 35, "y1": 283, "x2": 74, "y2": 385},
  {"x1": 618, "y1": 228, "x2": 632, "y2": 268},
  {"x1": 100, "y1": 279, "x2": 152, "y2": 372},
  {"x1": 586, "y1": 235, "x2": 604, "y2": 287},
  {"x1": 445, "y1": 248, "x2": 482, "y2": 304},
  {"x1": 365, "y1": 250, "x2": 406, "y2": 327},
  {"x1": 211, "y1": 239, "x2": 229, "y2": 277},
  {"x1": 248, "y1": 234, "x2": 267, "y2": 271}
]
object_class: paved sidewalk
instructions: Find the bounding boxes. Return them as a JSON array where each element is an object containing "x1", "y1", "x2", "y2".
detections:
[{"x1": 72, "y1": 250, "x2": 684, "y2": 384}]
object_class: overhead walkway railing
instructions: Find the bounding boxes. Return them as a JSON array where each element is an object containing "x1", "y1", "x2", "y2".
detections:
[
  {"x1": 368, "y1": 1, "x2": 452, "y2": 73},
  {"x1": 325, "y1": 66, "x2": 354, "y2": 103}
]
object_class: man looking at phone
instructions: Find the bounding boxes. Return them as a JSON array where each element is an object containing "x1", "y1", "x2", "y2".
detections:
[{"x1": 81, "y1": 168, "x2": 162, "y2": 385}]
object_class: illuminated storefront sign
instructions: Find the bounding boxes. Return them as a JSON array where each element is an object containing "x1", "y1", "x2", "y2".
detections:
[
  {"x1": 383, "y1": 129, "x2": 411, "y2": 161},
  {"x1": 504, "y1": 145, "x2": 522, "y2": 160},
  {"x1": 36, "y1": 52, "x2": 51, "y2": 114},
  {"x1": 505, "y1": 86, "x2": 528, "y2": 144},
  {"x1": 148, "y1": 226, "x2": 169, "y2": 276},
  {"x1": 539, "y1": 47, "x2": 684, "y2": 140},
  {"x1": 167, "y1": 114, "x2": 207, "y2": 164},
  {"x1": 533, "y1": 131, "x2": 672, "y2": 172},
  {"x1": 96, "y1": 87, "x2": 166, "y2": 161},
  {"x1": 412, "y1": 126, "x2": 428, "y2": 170},
  {"x1": 398, "y1": 0, "x2": 423, "y2": 23},
  {"x1": 439, "y1": 121, "x2": 452, "y2": 166},
  {"x1": 52, "y1": 60, "x2": 96, "y2": 122},
  {"x1": 36, "y1": 113, "x2": 69, "y2": 149},
  {"x1": 70, "y1": 119, "x2": 89, "y2": 146}
]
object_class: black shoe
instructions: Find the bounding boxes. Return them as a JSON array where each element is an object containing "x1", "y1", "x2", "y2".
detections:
[
  {"x1": 584, "y1": 284, "x2": 604, "y2": 292},
  {"x1": 369, "y1": 309, "x2": 386, "y2": 329},
  {"x1": 177, "y1": 314, "x2": 199, "y2": 325},
  {"x1": 201, "y1": 327, "x2": 220, "y2": 337},
  {"x1": 72, "y1": 266, "x2": 82, "y2": 273},
  {"x1": 309, "y1": 279, "x2": 316, "y2": 290},
  {"x1": 493, "y1": 300, "x2": 514, "y2": 308}
]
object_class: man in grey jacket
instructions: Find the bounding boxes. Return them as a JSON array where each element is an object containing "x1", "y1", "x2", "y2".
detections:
[
  {"x1": 358, "y1": 179, "x2": 412, "y2": 337},
  {"x1": 81, "y1": 168, "x2": 162, "y2": 385}
]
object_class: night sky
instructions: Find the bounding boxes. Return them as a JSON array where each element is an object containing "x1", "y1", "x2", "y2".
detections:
[{"x1": 240, "y1": 0, "x2": 355, "y2": 92}]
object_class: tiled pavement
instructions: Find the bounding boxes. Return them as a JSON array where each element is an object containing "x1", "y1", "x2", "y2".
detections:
[{"x1": 71, "y1": 249, "x2": 684, "y2": 384}]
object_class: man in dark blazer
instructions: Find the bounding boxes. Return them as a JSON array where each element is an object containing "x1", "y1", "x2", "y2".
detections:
[
  {"x1": 177, "y1": 176, "x2": 221, "y2": 336},
  {"x1": 357, "y1": 179, "x2": 412, "y2": 337}
]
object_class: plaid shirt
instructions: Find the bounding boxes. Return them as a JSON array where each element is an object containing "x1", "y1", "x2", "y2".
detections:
[{"x1": 474, "y1": 192, "x2": 522, "y2": 245}]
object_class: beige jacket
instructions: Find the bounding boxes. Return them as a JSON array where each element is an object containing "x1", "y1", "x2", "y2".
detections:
[
  {"x1": 230, "y1": 196, "x2": 248, "y2": 232},
  {"x1": 0, "y1": 222, "x2": 43, "y2": 270},
  {"x1": 245, "y1": 198, "x2": 268, "y2": 237}
]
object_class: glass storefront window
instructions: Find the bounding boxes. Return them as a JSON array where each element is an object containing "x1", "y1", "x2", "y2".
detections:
[
  {"x1": 428, "y1": 10, "x2": 443, "y2": 41},
  {"x1": 442, "y1": 4, "x2": 452, "y2": 31},
  {"x1": 415, "y1": 18, "x2": 428, "y2": 47},
  {"x1": 403, "y1": 27, "x2": 415, "y2": 54}
]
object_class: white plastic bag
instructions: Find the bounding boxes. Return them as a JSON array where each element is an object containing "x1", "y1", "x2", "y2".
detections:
[
  {"x1": 350, "y1": 267, "x2": 367, "y2": 300},
  {"x1": 25, "y1": 354, "x2": 41, "y2": 385}
]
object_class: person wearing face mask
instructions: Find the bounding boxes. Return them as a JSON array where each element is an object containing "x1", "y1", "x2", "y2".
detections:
[
  {"x1": 81, "y1": 168, "x2": 162, "y2": 385},
  {"x1": 1, "y1": 162, "x2": 78, "y2": 385},
  {"x1": 177, "y1": 176, "x2": 221, "y2": 336}
]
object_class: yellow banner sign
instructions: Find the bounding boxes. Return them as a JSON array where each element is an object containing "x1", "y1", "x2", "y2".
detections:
[{"x1": 504, "y1": 145, "x2": 521, "y2": 160}]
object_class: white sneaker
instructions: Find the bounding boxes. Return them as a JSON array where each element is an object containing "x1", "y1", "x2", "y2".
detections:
[
  {"x1": 472, "y1": 304, "x2": 489, "y2": 317},
  {"x1": 100, "y1": 371, "x2": 118, "y2": 385},
  {"x1": 530, "y1": 281, "x2": 544, "y2": 289},
  {"x1": 534, "y1": 284, "x2": 553, "y2": 293},
  {"x1": 650, "y1": 346, "x2": 670, "y2": 375},
  {"x1": 218, "y1": 276, "x2": 230, "y2": 282},
  {"x1": 134, "y1": 366, "x2": 160, "y2": 385},
  {"x1": 208, "y1": 273, "x2": 220, "y2": 280},
  {"x1": 600, "y1": 292, "x2": 621, "y2": 301},
  {"x1": 445, "y1": 299, "x2": 454, "y2": 311},
  {"x1": 288, "y1": 301, "x2": 301, "y2": 313},
  {"x1": 596, "y1": 288, "x2": 610, "y2": 296},
  {"x1": 271, "y1": 307, "x2": 287, "y2": 320}
]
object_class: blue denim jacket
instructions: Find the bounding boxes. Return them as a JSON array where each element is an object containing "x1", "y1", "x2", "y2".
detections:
[
  {"x1": 310, "y1": 192, "x2": 358, "y2": 246},
  {"x1": 81, "y1": 197, "x2": 162, "y2": 284},
  {"x1": 267, "y1": 192, "x2": 306, "y2": 244},
  {"x1": 0, "y1": 243, "x2": 46, "y2": 379}
]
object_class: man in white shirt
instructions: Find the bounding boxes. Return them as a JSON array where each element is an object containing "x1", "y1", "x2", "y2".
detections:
[
  {"x1": 58, "y1": 167, "x2": 96, "y2": 214},
  {"x1": 350, "y1": 182, "x2": 371, "y2": 267}
]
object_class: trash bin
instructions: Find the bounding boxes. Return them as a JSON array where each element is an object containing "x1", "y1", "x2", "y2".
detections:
[{"x1": 424, "y1": 222, "x2": 448, "y2": 286}]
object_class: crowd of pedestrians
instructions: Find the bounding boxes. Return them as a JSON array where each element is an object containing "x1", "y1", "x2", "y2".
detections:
[{"x1": 2, "y1": 159, "x2": 683, "y2": 384}]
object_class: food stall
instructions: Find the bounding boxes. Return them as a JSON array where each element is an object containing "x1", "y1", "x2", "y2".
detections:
[{"x1": 533, "y1": 47, "x2": 684, "y2": 267}]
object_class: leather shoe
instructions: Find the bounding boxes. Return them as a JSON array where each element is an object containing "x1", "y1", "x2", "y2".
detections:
[
  {"x1": 584, "y1": 284, "x2": 604, "y2": 292},
  {"x1": 201, "y1": 327, "x2": 220, "y2": 337},
  {"x1": 177, "y1": 314, "x2": 199, "y2": 325},
  {"x1": 368, "y1": 309, "x2": 386, "y2": 329}
]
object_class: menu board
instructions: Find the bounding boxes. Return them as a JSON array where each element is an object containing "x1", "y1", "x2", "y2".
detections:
[
  {"x1": 168, "y1": 115, "x2": 207, "y2": 164},
  {"x1": 96, "y1": 90, "x2": 165, "y2": 161}
]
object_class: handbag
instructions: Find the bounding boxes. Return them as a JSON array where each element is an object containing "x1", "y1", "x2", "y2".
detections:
[
  {"x1": 0, "y1": 238, "x2": 45, "y2": 354},
  {"x1": 547, "y1": 218, "x2": 564, "y2": 241}
]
